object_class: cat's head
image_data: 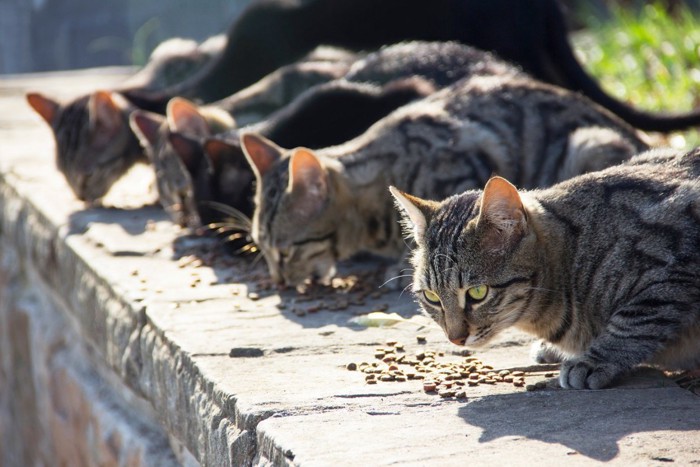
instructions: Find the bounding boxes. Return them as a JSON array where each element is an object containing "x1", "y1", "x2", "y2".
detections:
[
  {"x1": 241, "y1": 132, "x2": 337, "y2": 287},
  {"x1": 391, "y1": 177, "x2": 539, "y2": 347},
  {"x1": 130, "y1": 97, "x2": 237, "y2": 228},
  {"x1": 201, "y1": 136, "x2": 256, "y2": 222},
  {"x1": 26, "y1": 90, "x2": 143, "y2": 203}
]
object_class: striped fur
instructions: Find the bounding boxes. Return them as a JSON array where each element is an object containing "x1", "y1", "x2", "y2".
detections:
[
  {"x1": 392, "y1": 147, "x2": 700, "y2": 389},
  {"x1": 243, "y1": 62, "x2": 649, "y2": 288},
  {"x1": 27, "y1": 91, "x2": 145, "y2": 202}
]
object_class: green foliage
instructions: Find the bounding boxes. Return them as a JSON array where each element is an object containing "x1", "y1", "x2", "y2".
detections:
[{"x1": 574, "y1": 2, "x2": 700, "y2": 147}]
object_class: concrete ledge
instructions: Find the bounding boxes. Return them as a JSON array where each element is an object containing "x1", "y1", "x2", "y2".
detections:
[{"x1": 1, "y1": 69, "x2": 699, "y2": 466}]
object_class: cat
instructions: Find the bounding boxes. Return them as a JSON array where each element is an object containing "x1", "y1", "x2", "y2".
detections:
[
  {"x1": 27, "y1": 47, "x2": 353, "y2": 204},
  {"x1": 129, "y1": 97, "x2": 235, "y2": 227},
  {"x1": 26, "y1": 90, "x2": 145, "y2": 202},
  {"x1": 122, "y1": 34, "x2": 226, "y2": 91},
  {"x1": 123, "y1": 0, "x2": 700, "y2": 132},
  {"x1": 390, "y1": 147, "x2": 700, "y2": 389},
  {"x1": 139, "y1": 42, "x2": 521, "y2": 229},
  {"x1": 240, "y1": 72, "x2": 650, "y2": 288}
]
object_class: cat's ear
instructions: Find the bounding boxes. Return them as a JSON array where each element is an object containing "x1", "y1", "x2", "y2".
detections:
[
  {"x1": 88, "y1": 91, "x2": 125, "y2": 147},
  {"x1": 129, "y1": 110, "x2": 164, "y2": 148},
  {"x1": 26, "y1": 92, "x2": 60, "y2": 125},
  {"x1": 167, "y1": 97, "x2": 210, "y2": 137},
  {"x1": 169, "y1": 132, "x2": 203, "y2": 173},
  {"x1": 240, "y1": 132, "x2": 283, "y2": 178},
  {"x1": 203, "y1": 138, "x2": 238, "y2": 172},
  {"x1": 477, "y1": 176, "x2": 528, "y2": 250},
  {"x1": 389, "y1": 186, "x2": 436, "y2": 241},
  {"x1": 288, "y1": 148, "x2": 328, "y2": 217}
]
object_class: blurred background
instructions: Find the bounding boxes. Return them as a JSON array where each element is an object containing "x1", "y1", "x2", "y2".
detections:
[{"x1": 0, "y1": 0, "x2": 251, "y2": 74}]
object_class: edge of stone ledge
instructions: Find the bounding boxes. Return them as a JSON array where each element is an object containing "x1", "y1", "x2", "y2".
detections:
[{"x1": 0, "y1": 170, "x2": 265, "y2": 465}]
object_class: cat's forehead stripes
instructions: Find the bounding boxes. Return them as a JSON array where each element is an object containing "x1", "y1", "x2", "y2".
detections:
[{"x1": 424, "y1": 192, "x2": 479, "y2": 290}]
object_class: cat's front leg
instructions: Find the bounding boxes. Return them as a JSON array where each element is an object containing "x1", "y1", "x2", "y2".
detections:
[
  {"x1": 559, "y1": 355, "x2": 623, "y2": 390},
  {"x1": 559, "y1": 297, "x2": 681, "y2": 389}
]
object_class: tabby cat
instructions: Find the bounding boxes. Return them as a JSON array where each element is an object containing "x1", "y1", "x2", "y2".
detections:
[
  {"x1": 27, "y1": 47, "x2": 352, "y2": 204},
  {"x1": 241, "y1": 72, "x2": 649, "y2": 288},
  {"x1": 130, "y1": 98, "x2": 235, "y2": 227},
  {"x1": 26, "y1": 90, "x2": 145, "y2": 202},
  {"x1": 390, "y1": 147, "x2": 700, "y2": 389},
  {"x1": 137, "y1": 42, "x2": 520, "y2": 228}
]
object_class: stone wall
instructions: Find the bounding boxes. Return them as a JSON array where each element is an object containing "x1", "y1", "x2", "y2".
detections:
[{"x1": 0, "y1": 181, "x2": 187, "y2": 466}]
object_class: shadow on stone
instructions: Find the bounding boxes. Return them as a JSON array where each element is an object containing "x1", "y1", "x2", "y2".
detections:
[{"x1": 456, "y1": 380, "x2": 699, "y2": 462}]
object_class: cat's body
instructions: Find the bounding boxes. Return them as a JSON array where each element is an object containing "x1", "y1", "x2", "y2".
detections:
[
  {"x1": 391, "y1": 148, "x2": 700, "y2": 389},
  {"x1": 123, "y1": 34, "x2": 227, "y2": 91},
  {"x1": 124, "y1": 0, "x2": 700, "y2": 133},
  {"x1": 242, "y1": 73, "x2": 649, "y2": 287},
  {"x1": 145, "y1": 42, "x2": 521, "y2": 228}
]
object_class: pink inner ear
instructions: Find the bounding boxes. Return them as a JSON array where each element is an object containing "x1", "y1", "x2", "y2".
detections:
[
  {"x1": 240, "y1": 133, "x2": 282, "y2": 177},
  {"x1": 130, "y1": 111, "x2": 163, "y2": 146},
  {"x1": 26, "y1": 92, "x2": 60, "y2": 125},
  {"x1": 167, "y1": 98, "x2": 209, "y2": 137},
  {"x1": 89, "y1": 91, "x2": 123, "y2": 133},
  {"x1": 290, "y1": 148, "x2": 326, "y2": 195}
]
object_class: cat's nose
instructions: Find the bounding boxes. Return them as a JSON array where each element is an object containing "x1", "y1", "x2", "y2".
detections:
[{"x1": 449, "y1": 336, "x2": 467, "y2": 346}]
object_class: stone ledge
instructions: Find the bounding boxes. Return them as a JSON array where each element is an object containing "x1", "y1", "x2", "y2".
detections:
[{"x1": 1, "y1": 69, "x2": 699, "y2": 467}]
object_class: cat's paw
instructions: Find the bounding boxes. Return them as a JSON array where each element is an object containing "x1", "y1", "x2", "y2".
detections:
[
  {"x1": 559, "y1": 357, "x2": 621, "y2": 390},
  {"x1": 530, "y1": 340, "x2": 565, "y2": 364}
]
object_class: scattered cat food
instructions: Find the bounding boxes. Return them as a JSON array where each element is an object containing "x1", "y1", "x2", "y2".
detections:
[
  {"x1": 416, "y1": 335, "x2": 427, "y2": 344},
  {"x1": 347, "y1": 339, "x2": 559, "y2": 399}
]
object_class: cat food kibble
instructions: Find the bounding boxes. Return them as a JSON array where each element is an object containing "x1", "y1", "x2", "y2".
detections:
[{"x1": 347, "y1": 337, "x2": 558, "y2": 399}]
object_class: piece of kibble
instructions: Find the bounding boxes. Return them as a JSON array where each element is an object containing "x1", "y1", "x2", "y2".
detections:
[
  {"x1": 467, "y1": 380, "x2": 479, "y2": 386},
  {"x1": 248, "y1": 292, "x2": 260, "y2": 300},
  {"x1": 513, "y1": 380, "x2": 525, "y2": 387},
  {"x1": 498, "y1": 370, "x2": 511, "y2": 377},
  {"x1": 439, "y1": 389, "x2": 456, "y2": 398},
  {"x1": 455, "y1": 391, "x2": 467, "y2": 399},
  {"x1": 366, "y1": 379, "x2": 378, "y2": 384},
  {"x1": 386, "y1": 340, "x2": 398, "y2": 347},
  {"x1": 545, "y1": 372, "x2": 555, "y2": 378},
  {"x1": 346, "y1": 363, "x2": 357, "y2": 371},
  {"x1": 423, "y1": 381, "x2": 438, "y2": 392},
  {"x1": 525, "y1": 384, "x2": 537, "y2": 391},
  {"x1": 416, "y1": 336, "x2": 427, "y2": 344},
  {"x1": 511, "y1": 370, "x2": 525, "y2": 377},
  {"x1": 535, "y1": 380, "x2": 547, "y2": 389}
]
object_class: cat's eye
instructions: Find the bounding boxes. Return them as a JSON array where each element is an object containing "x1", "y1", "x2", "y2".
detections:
[
  {"x1": 467, "y1": 285, "x2": 488, "y2": 301},
  {"x1": 422, "y1": 289, "x2": 442, "y2": 305}
]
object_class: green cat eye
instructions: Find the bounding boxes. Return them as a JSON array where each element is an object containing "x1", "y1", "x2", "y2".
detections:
[
  {"x1": 422, "y1": 289, "x2": 441, "y2": 305},
  {"x1": 467, "y1": 285, "x2": 488, "y2": 301}
]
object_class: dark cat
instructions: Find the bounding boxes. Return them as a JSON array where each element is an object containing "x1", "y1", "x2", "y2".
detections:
[
  {"x1": 139, "y1": 41, "x2": 518, "y2": 228},
  {"x1": 129, "y1": 97, "x2": 235, "y2": 227},
  {"x1": 27, "y1": 47, "x2": 352, "y2": 204},
  {"x1": 123, "y1": 0, "x2": 700, "y2": 132},
  {"x1": 241, "y1": 73, "x2": 649, "y2": 288},
  {"x1": 390, "y1": 147, "x2": 700, "y2": 389}
]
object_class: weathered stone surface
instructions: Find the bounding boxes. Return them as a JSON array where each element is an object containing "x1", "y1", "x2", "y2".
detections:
[{"x1": 1, "y1": 69, "x2": 699, "y2": 467}]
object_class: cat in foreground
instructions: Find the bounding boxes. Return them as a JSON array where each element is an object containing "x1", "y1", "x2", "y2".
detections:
[
  {"x1": 390, "y1": 148, "x2": 700, "y2": 389},
  {"x1": 241, "y1": 73, "x2": 648, "y2": 289}
]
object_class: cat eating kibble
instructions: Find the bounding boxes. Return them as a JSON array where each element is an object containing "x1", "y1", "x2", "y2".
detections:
[{"x1": 391, "y1": 147, "x2": 700, "y2": 389}]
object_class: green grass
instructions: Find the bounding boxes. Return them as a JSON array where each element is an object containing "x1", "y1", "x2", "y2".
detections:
[{"x1": 573, "y1": 2, "x2": 700, "y2": 147}]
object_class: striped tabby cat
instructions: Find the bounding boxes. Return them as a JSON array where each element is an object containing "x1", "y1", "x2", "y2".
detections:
[
  {"x1": 241, "y1": 73, "x2": 649, "y2": 288},
  {"x1": 26, "y1": 47, "x2": 352, "y2": 204},
  {"x1": 130, "y1": 97, "x2": 235, "y2": 227},
  {"x1": 390, "y1": 147, "x2": 700, "y2": 389}
]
